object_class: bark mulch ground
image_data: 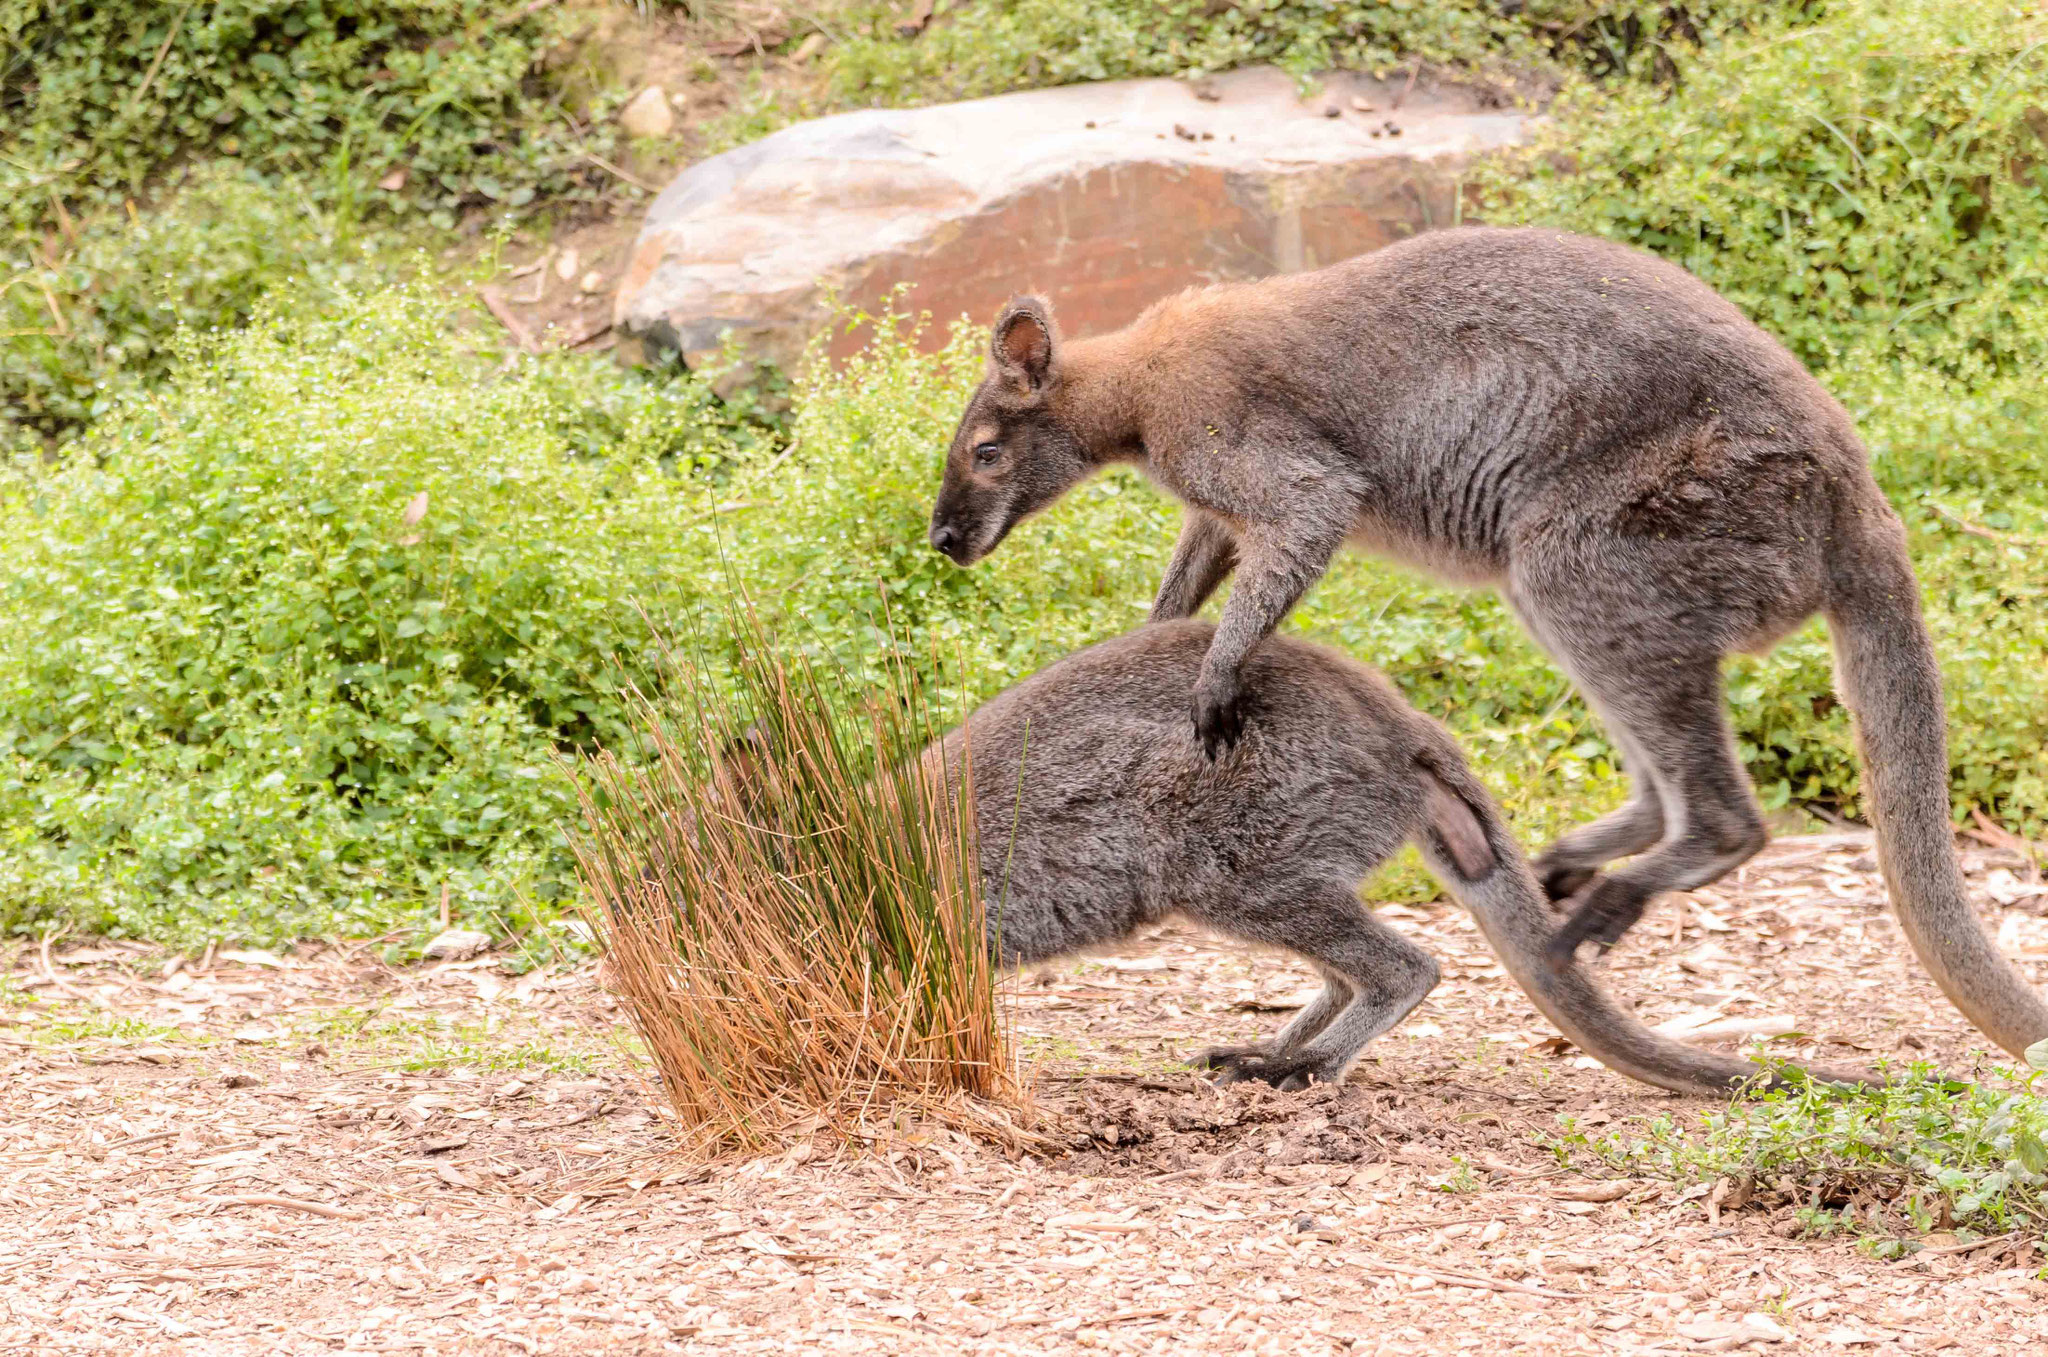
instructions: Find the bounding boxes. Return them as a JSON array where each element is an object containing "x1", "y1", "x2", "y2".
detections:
[{"x1": 5, "y1": 831, "x2": 2047, "y2": 1355}]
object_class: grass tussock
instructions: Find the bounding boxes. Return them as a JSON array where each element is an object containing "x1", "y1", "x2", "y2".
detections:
[{"x1": 570, "y1": 610, "x2": 1028, "y2": 1156}]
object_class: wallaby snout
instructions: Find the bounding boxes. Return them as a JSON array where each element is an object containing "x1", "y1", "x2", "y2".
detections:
[{"x1": 926, "y1": 478, "x2": 1009, "y2": 566}]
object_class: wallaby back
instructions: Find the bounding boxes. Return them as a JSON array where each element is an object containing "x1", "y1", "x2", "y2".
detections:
[{"x1": 932, "y1": 622, "x2": 1862, "y2": 1095}]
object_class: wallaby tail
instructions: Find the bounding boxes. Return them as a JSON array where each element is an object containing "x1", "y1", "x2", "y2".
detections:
[
  {"x1": 1412, "y1": 746, "x2": 1874, "y2": 1095},
  {"x1": 1826, "y1": 524, "x2": 2048, "y2": 1059}
]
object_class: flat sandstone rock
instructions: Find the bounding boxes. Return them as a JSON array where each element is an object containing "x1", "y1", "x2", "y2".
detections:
[{"x1": 613, "y1": 67, "x2": 1527, "y2": 371}]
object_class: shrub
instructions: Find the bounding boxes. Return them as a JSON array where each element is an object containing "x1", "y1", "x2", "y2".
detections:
[
  {"x1": 0, "y1": 290, "x2": 1175, "y2": 948},
  {"x1": 1, "y1": 0, "x2": 598, "y2": 240},
  {"x1": 573, "y1": 609, "x2": 1021, "y2": 1154},
  {"x1": 0, "y1": 1, "x2": 623, "y2": 448},
  {"x1": 823, "y1": 1, "x2": 1805, "y2": 107},
  {"x1": 0, "y1": 286, "x2": 742, "y2": 946},
  {"x1": 1, "y1": 168, "x2": 377, "y2": 450},
  {"x1": 1481, "y1": 0, "x2": 2048, "y2": 377}
]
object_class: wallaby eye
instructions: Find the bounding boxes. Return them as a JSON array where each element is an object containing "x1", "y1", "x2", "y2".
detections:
[{"x1": 972, "y1": 441, "x2": 1001, "y2": 468}]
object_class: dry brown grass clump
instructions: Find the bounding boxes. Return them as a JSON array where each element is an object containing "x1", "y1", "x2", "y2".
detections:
[{"x1": 570, "y1": 619, "x2": 1026, "y2": 1155}]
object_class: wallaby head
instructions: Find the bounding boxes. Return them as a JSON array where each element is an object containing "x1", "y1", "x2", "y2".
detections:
[{"x1": 928, "y1": 297, "x2": 1094, "y2": 566}]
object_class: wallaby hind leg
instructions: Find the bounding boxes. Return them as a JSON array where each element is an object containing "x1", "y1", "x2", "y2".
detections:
[
  {"x1": 1197, "y1": 964, "x2": 1355, "y2": 1072},
  {"x1": 1537, "y1": 652, "x2": 1767, "y2": 967},
  {"x1": 1531, "y1": 718, "x2": 1667, "y2": 902},
  {"x1": 1190, "y1": 881, "x2": 1439, "y2": 1091}
]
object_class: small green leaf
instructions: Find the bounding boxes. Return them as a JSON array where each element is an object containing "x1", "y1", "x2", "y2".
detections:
[{"x1": 2025, "y1": 1037, "x2": 2048, "y2": 1072}]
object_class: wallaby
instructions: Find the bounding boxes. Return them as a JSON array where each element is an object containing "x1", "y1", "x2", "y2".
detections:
[
  {"x1": 924, "y1": 619, "x2": 1861, "y2": 1096},
  {"x1": 925, "y1": 225, "x2": 2048, "y2": 1061}
]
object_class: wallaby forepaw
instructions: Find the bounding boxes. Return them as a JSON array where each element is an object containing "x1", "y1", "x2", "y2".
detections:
[{"x1": 1191, "y1": 683, "x2": 1246, "y2": 760}]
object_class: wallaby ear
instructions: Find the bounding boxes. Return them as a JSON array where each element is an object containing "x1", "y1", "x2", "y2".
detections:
[{"x1": 991, "y1": 297, "x2": 1059, "y2": 392}]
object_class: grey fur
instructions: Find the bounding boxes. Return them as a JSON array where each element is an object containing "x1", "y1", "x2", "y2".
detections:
[
  {"x1": 926, "y1": 225, "x2": 2048, "y2": 1060},
  {"x1": 930, "y1": 621, "x2": 1862, "y2": 1096}
]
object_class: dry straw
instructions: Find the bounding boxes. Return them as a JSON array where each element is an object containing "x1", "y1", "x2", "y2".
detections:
[{"x1": 570, "y1": 606, "x2": 1031, "y2": 1156}]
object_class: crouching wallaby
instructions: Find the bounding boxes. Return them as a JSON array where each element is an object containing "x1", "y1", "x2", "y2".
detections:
[
  {"x1": 926, "y1": 225, "x2": 2048, "y2": 1061},
  {"x1": 929, "y1": 620, "x2": 1859, "y2": 1096}
]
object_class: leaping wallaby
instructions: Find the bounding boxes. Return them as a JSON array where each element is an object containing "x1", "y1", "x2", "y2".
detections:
[
  {"x1": 928, "y1": 621, "x2": 1857, "y2": 1095},
  {"x1": 925, "y1": 225, "x2": 2048, "y2": 1061}
]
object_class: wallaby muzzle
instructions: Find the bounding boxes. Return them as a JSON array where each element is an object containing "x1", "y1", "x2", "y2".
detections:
[{"x1": 927, "y1": 484, "x2": 1011, "y2": 567}]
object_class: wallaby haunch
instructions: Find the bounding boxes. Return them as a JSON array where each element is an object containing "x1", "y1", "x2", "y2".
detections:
[
  {"x1": 931, "y1": 620, "x2": 1854, "y2": 1096},
  {"x1": 926, "y1": 225, "x2": 2048, "y2": 1060}
]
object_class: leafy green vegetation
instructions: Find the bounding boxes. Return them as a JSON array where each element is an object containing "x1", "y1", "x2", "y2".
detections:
[
  {"x1": 822, "y1": 1, "x2": 1802, "y2": 107},
  {"x1": 0, "y1": 294, "x2": 1171, "y2": 946},
  {"x1": 0, "y1": 288, "x2": 741, "y2": 944},
  {"x1": 1555, "y1": 1066, "x2": 2048, "y2": 1239},
  {"x1": 1, "y1": 169, "x2": 382, "y2": 452},
  {"x1": 1, "y1": 0, "x2": 623, "y2": 449},
  {"x1": 0, "y1": 0, "x2": 2040, "y2": 952},
  {"x1": 1482, "y1": 0, "x2": 2048, "y2": 377},
  {"x1": 2, "y1": 0, "x2": 598, "y2": 237}
]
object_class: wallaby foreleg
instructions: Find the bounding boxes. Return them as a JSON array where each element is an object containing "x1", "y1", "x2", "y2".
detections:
[
  {"x1": 1545, "y1": 662, "x2": 1767, "y2": 966},
  {"x1": 1191, "y1": 520, "x2": 1346, "y2": 758},
  {"x1": 1151, "y1": 512, "x2": 1239, "y2": 623},
  {"x1": 1192, "y1": 882, "x2": 1439, "y2": 1091}
]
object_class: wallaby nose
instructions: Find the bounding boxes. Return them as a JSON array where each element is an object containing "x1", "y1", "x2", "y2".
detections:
[{"x1": 929, "y1": 522, "x2": 960, "y2": 558}]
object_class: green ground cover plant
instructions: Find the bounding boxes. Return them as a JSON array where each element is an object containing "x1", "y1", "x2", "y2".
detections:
[
  {"x1": 821, "y1": 1, "x2": 1807, "y2": 109},
  {"x1": 0, "y1": 297, "x2": 1174, "y2": 947},
  {"x1": 1555, "y1": 1064, "x2": 2048, "y2": 1241},
  {"x1": 1482, "y1": 0, "x2": 2048, "y2": 378}
]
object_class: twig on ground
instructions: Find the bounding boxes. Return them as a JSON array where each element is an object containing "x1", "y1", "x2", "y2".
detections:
[
  {"x1": 1392, "y1": 60, "x2": 1422, "y2": 110},
  {"x1": 479, "y1": 287, "x2": 537, "y2": 353},
  {"x1": 211, "y1": 1193, "x2": 364, "y2": 1221},
  {"x1": 578, "y1": 150, "x2": 657, "y2": 193},
  {"x1": 103, "y1": 1130, "x2": 179, "y2": 1152},
  {"x1": 1921, "y1": 1232, "x2": 2016, "y2": 1256},
  {"x1": 1362, "y1": 1215, "x2": 1505, "y2": 1239},
  {"x1": 1352, "y1": 1255, "x2": 1576, "y2": 1299},
  {"x1": 1965, "y1": 807, "x2": 2042, "y2": 879}
]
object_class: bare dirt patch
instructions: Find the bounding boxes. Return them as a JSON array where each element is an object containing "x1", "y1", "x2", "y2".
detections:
[{"x1": 6, "y1": 833, "x2": 2048, "y2": 1354}]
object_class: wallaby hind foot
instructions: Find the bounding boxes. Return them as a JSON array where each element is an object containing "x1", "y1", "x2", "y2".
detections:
[
  {"x1": 1198, "y1": 1045, "x2": 1340, "y2": 1092},
  {"x1": 1176, "y1": 877, "x2": 1440, "y2": 1089}
]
